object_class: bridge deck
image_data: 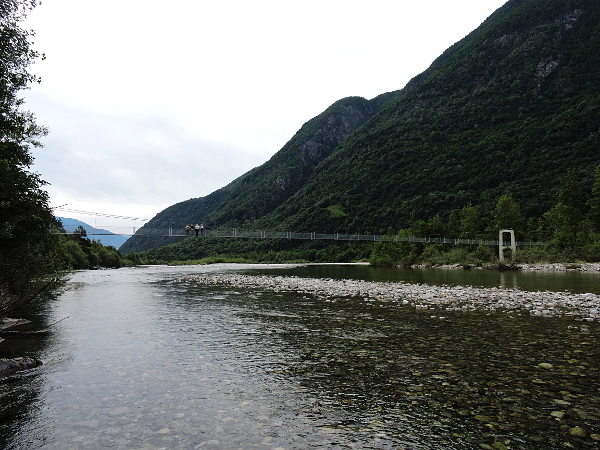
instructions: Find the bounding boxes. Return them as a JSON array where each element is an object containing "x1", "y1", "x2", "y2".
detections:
[{"x1": 55, "y1": 228, "x2": 546, "y2": 247}]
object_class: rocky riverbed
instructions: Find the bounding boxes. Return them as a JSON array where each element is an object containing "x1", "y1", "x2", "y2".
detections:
[
  {"x1": 175, "y1": 268, "x2": 600, "y2": 321},
  {"x1": 424, "y1": 262, "x2": 600, "y2": 272},
  {"x1": 520, "y1": 262, "x2": 600, "y2": 272}
]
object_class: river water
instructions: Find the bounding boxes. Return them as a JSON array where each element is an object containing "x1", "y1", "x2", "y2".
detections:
[{"x1": 1, "y1": 265, "x2": 599, "y2": 449}]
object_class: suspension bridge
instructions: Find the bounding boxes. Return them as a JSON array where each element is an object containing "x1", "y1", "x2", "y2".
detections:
[
  {"x1": 57, "y1": 226, "x2": 546, "y2": 248},
  {"x1": 52, "y1": 207, "x2": 547, "y2": 250}
]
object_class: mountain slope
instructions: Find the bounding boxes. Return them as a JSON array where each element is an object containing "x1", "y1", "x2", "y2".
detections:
[
  {"x1": 254, "y1": 0, "x2": 600, "y2": 234},
  {"x1": 121, "y1": 94, "x2": 399, "y2": 252}
]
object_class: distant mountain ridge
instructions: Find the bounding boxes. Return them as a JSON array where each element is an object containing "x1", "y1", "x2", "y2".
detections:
[
  {"x1": 121, "y1": 0, "x2": 600, "y2": 254},
  {"x1": 58, "y1": 217, "x2": 129, "y2": 249}
]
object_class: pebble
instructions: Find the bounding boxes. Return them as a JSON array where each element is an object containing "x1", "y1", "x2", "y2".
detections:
[
  {"x1": 420, "y1": 263, "x2": 600, "y2": 272},
  {"x1": 175, "y1": 270, "x2": 600, "y2": 320},
  {"x1": 520, "y1": 263, "x2": 600, "y2": 272},
  {"x1": 570, "y1": 426, "x2": 588, "y2": 437}
]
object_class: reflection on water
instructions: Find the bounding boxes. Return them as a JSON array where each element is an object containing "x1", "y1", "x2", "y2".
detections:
[
  {"x1": 1, "y1": 266, "x2": 599, "y2": 449},
  {"x1": 245, "y1": 264, "x2": 600, "y2": 294}
]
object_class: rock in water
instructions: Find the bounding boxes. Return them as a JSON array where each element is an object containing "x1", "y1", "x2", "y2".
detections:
[
  {"x1": 0, "y1": 357, "x2": 43, "y2": 375},
  {"x1": 569, "y1": 426, "x2": 588, "y2": 438}
]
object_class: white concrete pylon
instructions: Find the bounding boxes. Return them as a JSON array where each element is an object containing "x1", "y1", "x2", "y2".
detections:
[{"x1": 499, "y1": 229, "x2": 516, "y2": 262}]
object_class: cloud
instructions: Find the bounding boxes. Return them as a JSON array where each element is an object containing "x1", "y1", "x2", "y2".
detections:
[{"x1": 27, "y1": 92, "x2": 260, "y2": 212}]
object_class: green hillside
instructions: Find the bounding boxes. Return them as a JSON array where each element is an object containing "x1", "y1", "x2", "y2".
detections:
[
  {"x1": 258, "y1": 0, "x2": 600, "y2": 234},
  {"x1": 121, "y1": 0, "x2": 600, "y2": 258},
  {"x1": 121, "y1": 94, "x2": 399, "y2": 253}
]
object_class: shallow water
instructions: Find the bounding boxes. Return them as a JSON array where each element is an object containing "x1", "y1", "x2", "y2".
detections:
[
  {"x1": 1, "y1": 266, "x2": 599, "y2": 449},
  {"x1": 243, "y1": 264, "x2": 600, "y2": 294}
]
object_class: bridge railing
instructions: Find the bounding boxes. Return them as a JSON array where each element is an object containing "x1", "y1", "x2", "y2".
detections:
[
  {"x1": 126, "y1": 228, "x2": 547, "y2": 246},
  {"x1": 53, "y1": 227, "x2": 548, "y2": 246}
]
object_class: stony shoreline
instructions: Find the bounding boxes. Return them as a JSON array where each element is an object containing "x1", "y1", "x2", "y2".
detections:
[
  {"x1": 175, "y1": 266, "x2": 600, "y2": 321},
  {"x1": 419, "y1": 262, "x2": 600, "y2": 272},
  {"x1": 520, "y1": 262, "x2": 600, "y2": 272}
]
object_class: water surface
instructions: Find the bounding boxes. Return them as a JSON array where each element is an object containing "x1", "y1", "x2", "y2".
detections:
[{"x1": 1, "y1": 265, "x2": 599, "y2": 449}]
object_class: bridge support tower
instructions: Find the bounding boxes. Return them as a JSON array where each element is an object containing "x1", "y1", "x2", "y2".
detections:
[{"x1": 499, "y1": 229, "x2": 516, "y2": 262}]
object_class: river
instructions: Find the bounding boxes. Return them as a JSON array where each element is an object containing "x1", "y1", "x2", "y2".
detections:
[{"x1": 1, "y1": 264, "x2": 599, "y2": 449}]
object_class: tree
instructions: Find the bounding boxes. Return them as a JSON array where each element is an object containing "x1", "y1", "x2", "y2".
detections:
[
  {"x1": 541, "y1": 169, "x2": 584, "y2": 250},
  {"x1": 558, "y1": 168, "x2": 583, "y2": 213},
  {"x1": 0, "y1": 0, "x2": 65, "y2": 314},
  {"x1": 446, "y1": 211, "x2": 460, "y2": 237},
  {"x1": 427, "y1": 213, "x2": 445, "y2": 236},
  {"x1": 126, "y1": 250, "x2": 141, "y2": 265},
  {"x1": 587, "y1": 165, "x2": 600, "y2": 232},
  {"x1": 542, "y1": 202, "x2": 577, "y2": 249},
  {"x1": 492, "y1": 195, "x2": 524, "y2": 232},
  {"x1": 70, "y1": 224, "x2": 90, "y2": 246},
  {"x1": 459, "y1": 203, "x2": 479, "y2": 239}
]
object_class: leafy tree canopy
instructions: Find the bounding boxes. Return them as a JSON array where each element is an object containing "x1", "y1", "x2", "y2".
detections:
[{"x1": 0, "y1": 0, "x2": 65, "y2": 314}]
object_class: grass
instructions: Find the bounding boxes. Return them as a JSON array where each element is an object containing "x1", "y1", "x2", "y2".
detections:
[
  {"x1": 327, "y1": 203, "x2": 347, "y2": 218},
  {"x1": 167, "y1": 256, "x2": 252, "y2": 266}
]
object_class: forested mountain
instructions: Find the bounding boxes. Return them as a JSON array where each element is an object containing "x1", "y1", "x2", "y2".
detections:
[
  {"x1": 121, "y1": 0, "x2": 600, "y2": 254},
  {"x1": 121, "y1": 94, "x2": 399, "y2": 252}
]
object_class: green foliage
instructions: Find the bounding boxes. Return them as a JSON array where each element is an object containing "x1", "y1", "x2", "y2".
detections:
[
  {"x1": 558, "y1": 168, "x2": 583, "y2": 212},
  {"x1": 140, "y1": 236, "x2": 373, "y2": 265},
  {"x1": 492, "y1": 195, "x2": 525, "y2": 233},
  {"x1": 63, "y1": 240, "x2": 90, "y2": 270},
  {"x1": 542, "y1": 202, "x2": 579, "y2": 249},
  {"x1": 247, "y1": 0, "x2": 600, "y2": 235},
  {"x1": 138, "y1": 169, "x2": 600, "y2": 267},
  {"x1": 427, "y1": 214, "x2": 446, "y2": 236},
  {"x1": 0, "y1": 0, "x2": 69, "y2": 314},
  {"x1": 370, "y1": 241, "x2": 499, "y2": 268},
  {"x1": 95, "y1": 244, "x2": 121, "y2": 268},
  {"x1": 327, "y1": 203, "x2": 347, "y2": 218},
  {"x1": 59, "y1": 231, "x2": 125, "y2": 270},
  {"x1": 584, "y1": 239, "x2": 600, "y2": 262},
  {"x1": 459, "y1": 204, "x2": 480, "y2": 239},
  {"x1": 371, "y1": 172, "x2": 600, "y2": 267},
  {"x1": 370, "y1": 241, "x2": 409, "y2": 267},
  {"x1": 587, "y1": 165, "x2": 600, "y2": 231},
  {"x1": 126, "y1": 250, "x2": 141, "y2": 265},
  {"x1": 540, "y1": 169, "x2": 589, "y2": 250}
]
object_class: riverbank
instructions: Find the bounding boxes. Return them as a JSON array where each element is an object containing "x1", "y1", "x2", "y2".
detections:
[
  {"x1": 413, "y1": 262, "x2": 600, "y2": 272},
  {"x1": 173, "y1": 263, "x2": 600, "y2": 321},
  {"x1": 519, "y1": 262, "x2": 600, "y2": 272},
  {"x1": 171, "y1": 261, "x2": 600, "y2": 272}
]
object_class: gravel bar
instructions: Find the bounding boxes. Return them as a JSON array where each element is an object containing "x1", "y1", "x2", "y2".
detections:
[{"x1": 175, "y1": 272, "x2": 600, "y2": 321}]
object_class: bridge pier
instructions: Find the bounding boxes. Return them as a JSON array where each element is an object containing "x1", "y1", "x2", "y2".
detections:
[{"x1": 499, "y1": 229, "x2": 516, "y2": 262}]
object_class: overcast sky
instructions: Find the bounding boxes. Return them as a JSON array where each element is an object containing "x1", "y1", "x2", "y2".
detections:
[{"x1": 23, "y1": 0, "x2": 507, "y2": 233}]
